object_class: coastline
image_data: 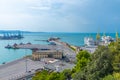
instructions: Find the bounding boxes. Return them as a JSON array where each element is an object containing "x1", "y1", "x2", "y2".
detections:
[{"x1": 0, "y1": 32, "x2": 117, "y2": 64}]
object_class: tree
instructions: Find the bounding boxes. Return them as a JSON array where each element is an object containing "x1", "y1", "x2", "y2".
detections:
[
  {"x1": 109, "y1": 41, "x2": 120, "y2": 72},
  {"x1": 96, "y1": 33, "x2": 101, "y2": 40},
  {"x1": 102, "y1": 73, "x2": 120, "y2": 80},
  {"x1": 61, "y1": 69, "x2": 72, "y2": 80},
  {"x1": 73, "y1": 46, "x2": 114, "y2": 80},
  {"x1": 32, "y1": 70, "x2": 49, "y2": 80},
  {"x1": 47, "y1": 72, "x2": 61, "y2": 80},
  {"x1": 74, "y1": 50, "x2": 91, "y2": 72},
  {"x1": 32, "y1": 70, "x2": 70, "y2": 80},
  {"x1": 102, "y1": 75, "x2": 114, "y2": 80},
  {"x1": 87, "y1": 46, "x2": 113, "y2": 79},
  {"x1": 116, "y1": 32, "x2": 119, "y2": 42}
]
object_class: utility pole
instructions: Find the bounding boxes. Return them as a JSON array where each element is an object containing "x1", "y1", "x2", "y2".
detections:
[{"x1": 25, "y1": 49, "x2": 28, "y2": 73}]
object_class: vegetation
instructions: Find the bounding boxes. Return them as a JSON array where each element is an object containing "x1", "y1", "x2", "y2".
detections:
[
  {"x1": 73, "y1": 46, "x2": 113, "y2": 80},
  {"x1": 73, "y1": 50, "x2": 91, "y2": 73},
  {"x1": 116, "y1": 32, "x2": 119, "y2": 42},
  {"x1": 73, "y1": 40, "x2": 120, "y2": 80},
  {"x1": 96, "y1": 33, "x2": 101, "y2": 40},
  {"x1": 32, "y1": 38, "x2": 120, "y2": 80},
  {"x1": 103, "y1": 72, "x2": 120, "y2": 80},
  {"x1": 32, "y1": 69, "x2": 72, "y2": 80},
  {"x1": 69, "y1": 46, "x2": 76, "y2": 51}
]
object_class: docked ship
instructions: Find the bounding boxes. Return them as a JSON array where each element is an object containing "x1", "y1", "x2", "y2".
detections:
[
  {"x1": 84, "y1": 36, "x2": 115, "y2": 47},
  {"x1": 48, "y1": 37, "x2": 60, "y2": 41},
  {"x1": 0, "y1": 31, "x2": 24, "y2": 40},
  {"x1": 101, "y1": 36, "x2": 114, "y2": 44},
  {"x1": 84, "y1": 37, "x2": 96, "y2": 46}
]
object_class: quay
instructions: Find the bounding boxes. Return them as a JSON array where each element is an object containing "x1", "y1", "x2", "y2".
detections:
[
  {"x1": 1, "y1": 40, "x2": 76, "y2": 80},
  {"x1": 5, "y1": 44, "x2": 63, "y2": 49},
  {"x1": 5, "y1": 41, "x2": 76, "y2": 58}
]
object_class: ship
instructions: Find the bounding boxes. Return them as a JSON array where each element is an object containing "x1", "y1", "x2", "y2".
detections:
[{"x1": 84, "y1": 37, "x2": 96, "y2": 46}]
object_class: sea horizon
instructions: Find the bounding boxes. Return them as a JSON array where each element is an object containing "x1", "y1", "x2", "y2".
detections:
[{"x1": 0, "y1": 30, "x2": 119, "y2": 34}]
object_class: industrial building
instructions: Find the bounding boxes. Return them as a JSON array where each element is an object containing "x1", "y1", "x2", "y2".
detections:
[{"x1": 32, "y1": 49, "x2": 63, "y2": 60}]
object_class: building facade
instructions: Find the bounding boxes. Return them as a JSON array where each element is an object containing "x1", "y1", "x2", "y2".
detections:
[{"x1": 32, "y1": 49, "x2": 63, "y2": 60}]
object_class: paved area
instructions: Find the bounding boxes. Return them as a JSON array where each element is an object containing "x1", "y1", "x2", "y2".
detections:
[
  {"x1": 17, "y1": 42, "x2": 76, "y2": 62},
  {"x1": 0, "y1": 58, "x2": 45, "y2": 80},
  {"x1": 44, "y1": 60, "x2": 75, "y2": 72},
  {"x1": 0, "y1": 58, "x2": 75, "y2": 80},
  {"x1": 13, "y1": 44, "x2": 64, "y2": 50},
  {"x1": 0, "y1": 41, "x2": 76, "y2": 80},
  {"x1": 81, "y1": 46, "x2": 97, "y2": 53}
]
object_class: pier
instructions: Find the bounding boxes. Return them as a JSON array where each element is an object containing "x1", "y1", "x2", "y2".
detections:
[{"x1": 1, "y1": 39, "x2": 77, "y2": 80}]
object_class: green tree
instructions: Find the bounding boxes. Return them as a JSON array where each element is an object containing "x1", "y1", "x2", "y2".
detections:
[
  {"x1": 61, "y1": 69, "x2": 72, "y2": 80},
  {"x1": 32, "y1": 70, "x2": 70, "y2": 80},
  {"x1": 87, "y1": 46, "x2": 113, "y2": 79},
  {"x1": 109, "y1": 41, "x2": 120, "y2": 72},
  {"x1": 47, "y1": 72, "x2": 61, "y2": 80},
  {"x1": 96, "y1": 33, "x2": 101, "y2": 40},
  {"x1": 102, "y1": 73, "x2": 120, "y2": 80},
  {"x1": 116, "y1": 32, "x2": 119, "y2": 42},
  {"x1": 102, "y1": 75, "x2": 115, "y2": 80},
  {"x1": 74, "y1": 50, "x2": 91, "y2": 72},
  {"x1": 32, "y1": 70, "x2": 49, "y2": 80},
  {"x1": 73, "y1": 46, "x2": 114, "y2": 80}
]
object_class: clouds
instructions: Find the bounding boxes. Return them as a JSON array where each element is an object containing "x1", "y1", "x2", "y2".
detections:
[{"x1": 0, "y1": 0, "x2": 120, "y2": 32}]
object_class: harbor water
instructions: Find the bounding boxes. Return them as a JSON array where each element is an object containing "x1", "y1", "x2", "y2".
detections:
[{"x1": 0, "y1": 32, "x2": 116, "y2": 64}]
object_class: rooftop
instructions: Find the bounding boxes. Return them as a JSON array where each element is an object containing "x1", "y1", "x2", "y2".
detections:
[{"x1": 34, "y1": 49, "x2": 62, "y2": 53}]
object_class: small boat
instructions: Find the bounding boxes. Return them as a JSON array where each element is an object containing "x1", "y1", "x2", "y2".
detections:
[
  {"x1": 2, "y1": 62, "x2": 6, "y2": 64},
  {"x1": 48, "y1": 42, "x2": 56, "y2": 45},
  {"x1": 12, "y1": 43, "x2": 19, "y2": 49},
  {"x1": 26, "y1": 42, "x2": 32, "y2": 45},
  {"x1": 5, "y1": 44, "x2": 12, "y2": 49},
  {"x1": 19, "y1": 42, "x2": 24, "y2": 45}
]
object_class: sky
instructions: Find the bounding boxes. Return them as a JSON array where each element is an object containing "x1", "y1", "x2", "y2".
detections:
[{"x1": 0, "y1": 0, "x2": 120, "y2": 32}]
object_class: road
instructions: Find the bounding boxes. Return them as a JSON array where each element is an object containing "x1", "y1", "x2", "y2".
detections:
[{"x1": 0, "y1": 58, "x2": 45, "y2": 80}]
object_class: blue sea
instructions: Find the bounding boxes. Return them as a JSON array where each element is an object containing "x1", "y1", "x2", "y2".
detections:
[{"x1": 0, "y1": 32, "x2": 116, "y2": 64}]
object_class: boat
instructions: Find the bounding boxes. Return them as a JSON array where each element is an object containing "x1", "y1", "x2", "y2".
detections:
[
  {"x1": 26, "y1": 42, "x2": 32, "y2": 45},
  {"x1": 19, "y1": 42, "x2": 24, "y2": 45},
  {"x1": 2, "y1": 62, "x2": 6, "y2": 64},
  {"x1": 5, "y1": 44, "x2": 12, "y2": 49}
]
